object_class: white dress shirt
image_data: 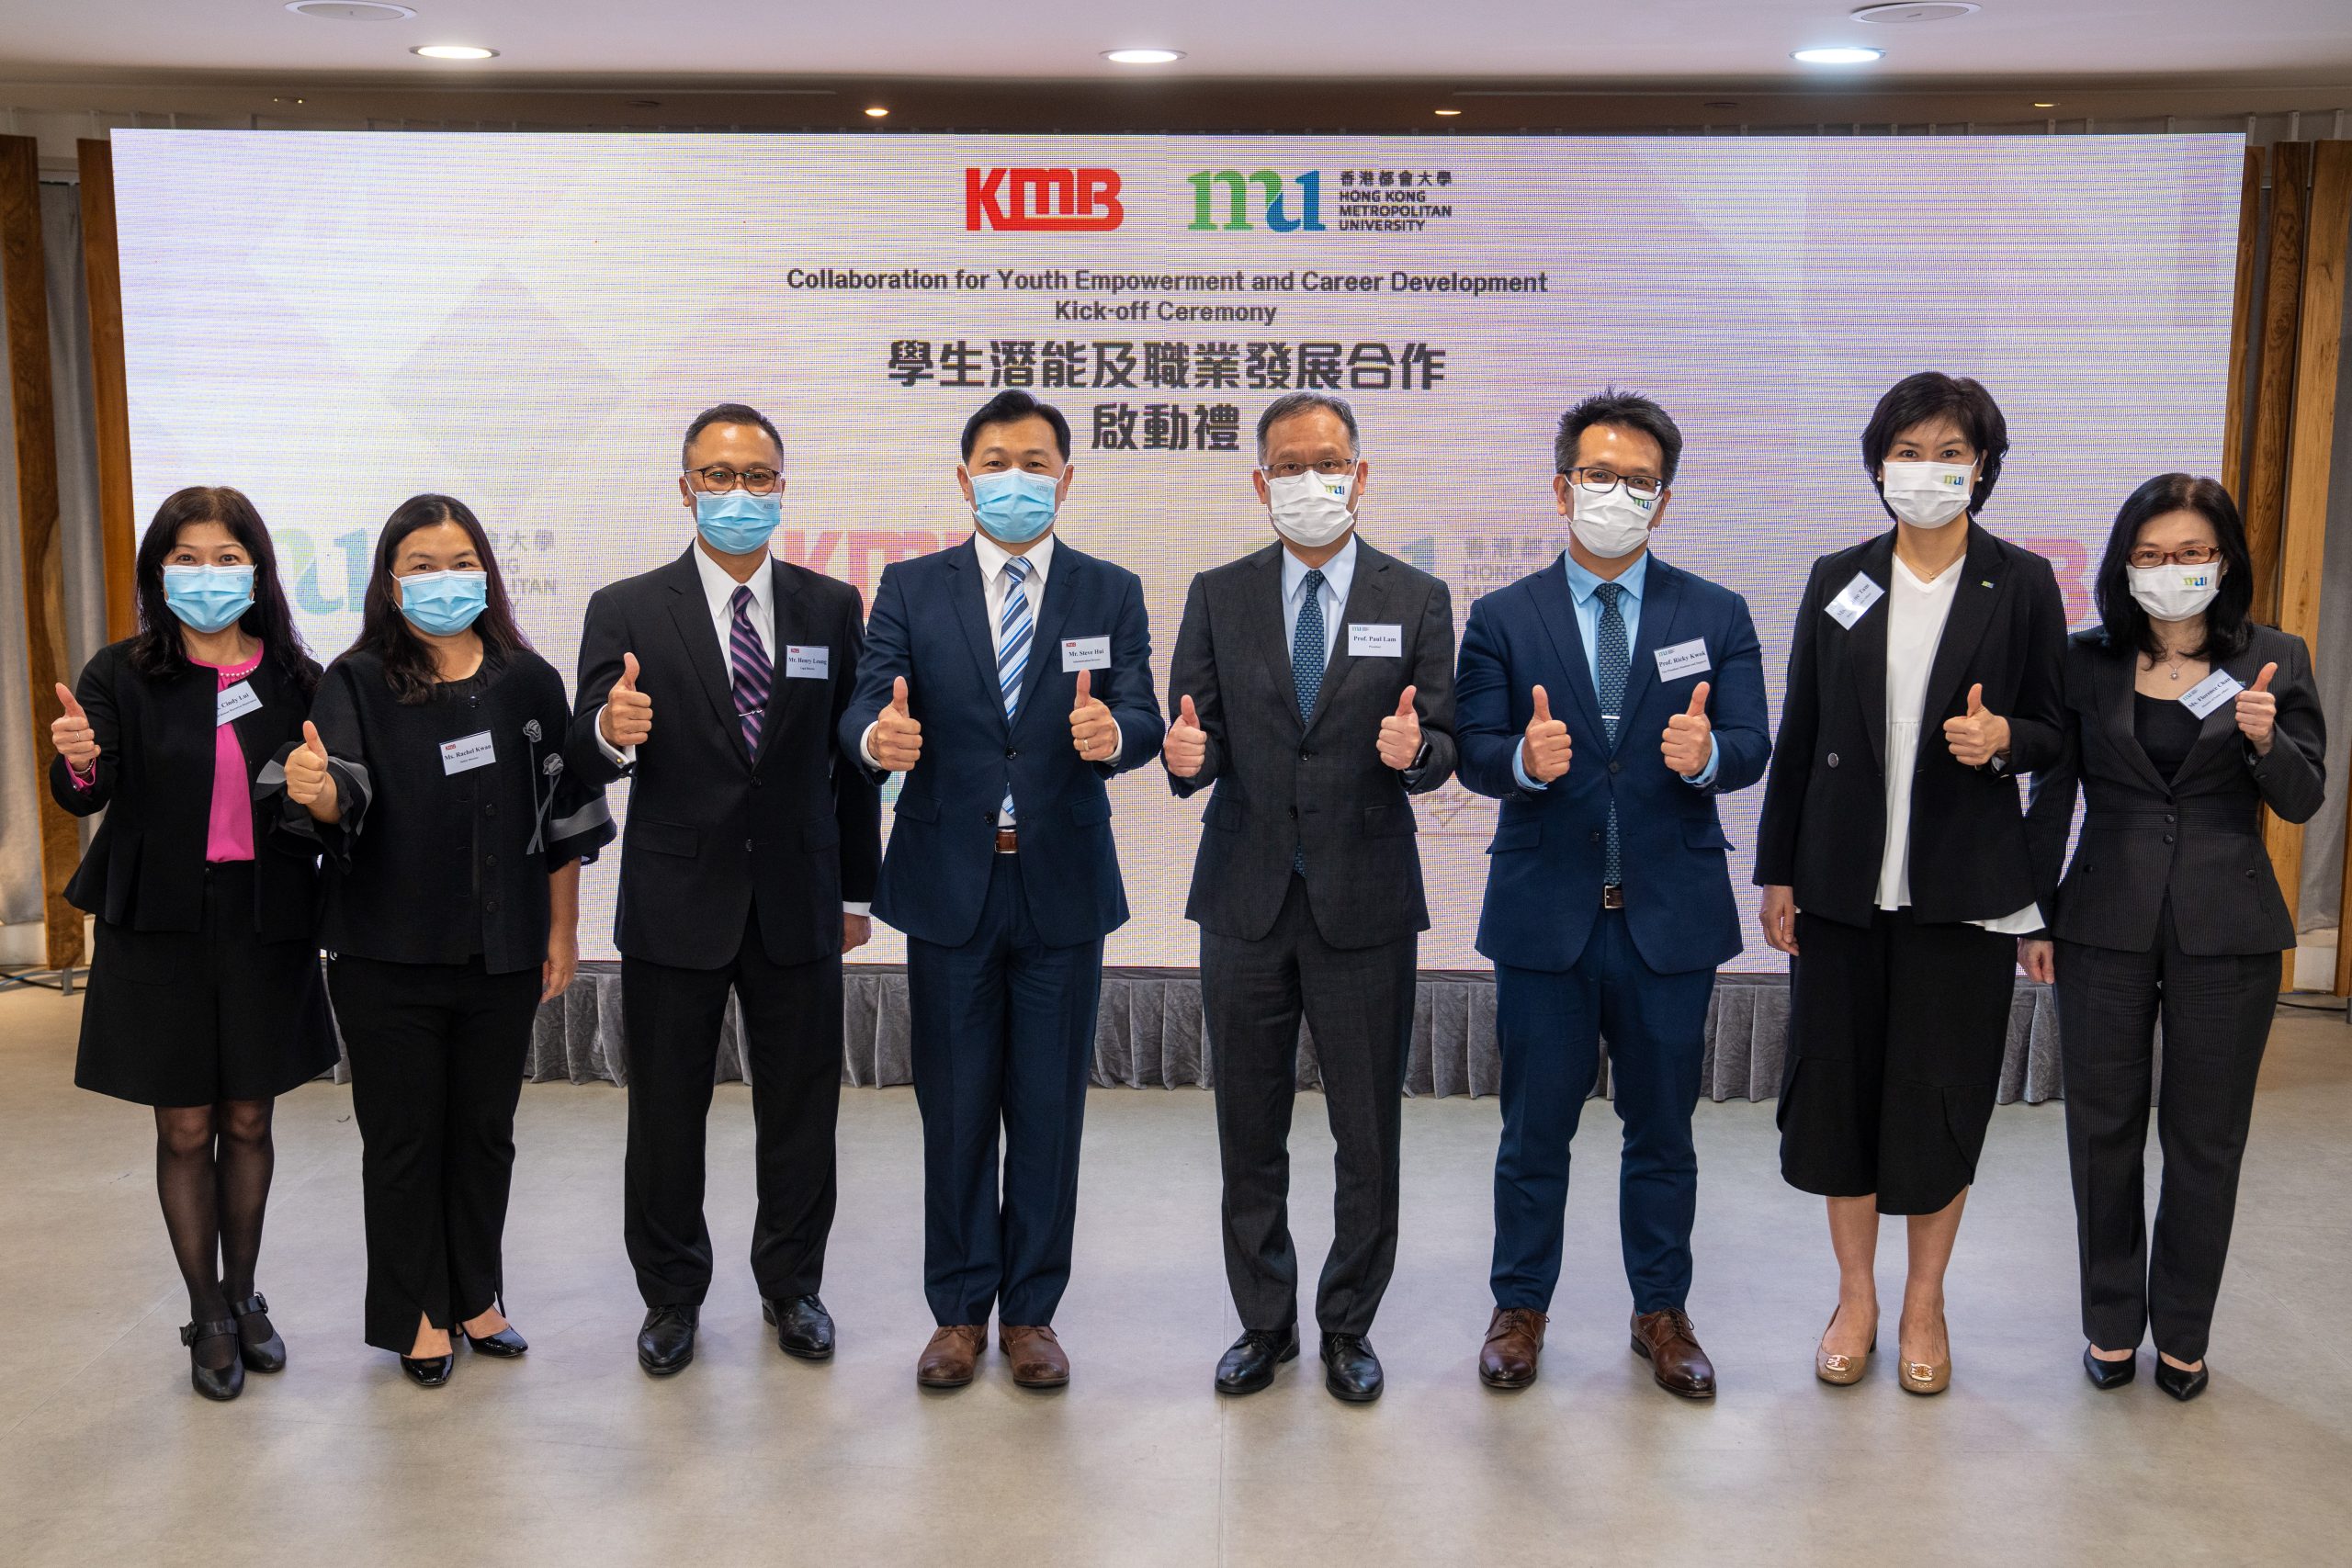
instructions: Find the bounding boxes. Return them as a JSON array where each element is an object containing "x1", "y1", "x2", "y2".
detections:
[
  {"x1": 1876, "y1": 553, "x2": 2039, "y2": 932},
  {"x1": 1279, "y1": 533, "x2": 1354, "y2": 665}
]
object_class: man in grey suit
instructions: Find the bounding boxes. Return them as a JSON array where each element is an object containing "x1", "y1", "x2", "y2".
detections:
[{"x1": 1163, "y1": 391, "x2": 1457, "y2": 1403}]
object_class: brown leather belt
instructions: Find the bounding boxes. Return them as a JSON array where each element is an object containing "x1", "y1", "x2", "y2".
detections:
[
  {"x1": 1600, "y1": 886, "x2": 1625, "y2": 909},
  {"x1": 995, "y1": 828, "x2": 1020, "y2": 854}
]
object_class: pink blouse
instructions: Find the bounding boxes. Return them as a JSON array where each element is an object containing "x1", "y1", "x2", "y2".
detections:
[{"x1": 192, "y1": 644, "x2": 264, "y2": 863}]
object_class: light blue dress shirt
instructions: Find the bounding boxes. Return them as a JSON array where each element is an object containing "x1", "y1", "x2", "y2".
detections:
[
  {"x1": 1280, "y1": 533, "x2": 1356, "y2": 663},
  {"x1": 1515, "y1": 549, "x2": 1719, "y2": 790}
]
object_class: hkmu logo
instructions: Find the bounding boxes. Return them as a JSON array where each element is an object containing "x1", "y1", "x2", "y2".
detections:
[
  {"x1": 965, "y1": 167, "x2": 1125, "y2": 231},
  {"x1": 1186, "y1": 171, "x2": 1324, "y2": 231}
]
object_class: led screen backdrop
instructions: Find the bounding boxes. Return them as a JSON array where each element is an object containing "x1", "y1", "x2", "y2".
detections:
[{"x1": 110, "y1": 130, "x2": 2242, "y2": 967}]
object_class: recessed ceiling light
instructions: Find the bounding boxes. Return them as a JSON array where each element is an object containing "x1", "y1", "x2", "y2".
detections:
[
  {"x1": 285, "y1": 2, "x2": 416, "y2": 18},
  {"x1": 2033, "y1": 101, "x2": 2057, "y2": 108},
  {"x1": 865, "y1": 107, "x2": 889, "y2": 118},
  {"x1": 1102, "y1": 48, "x2": 1184, "y2": 64},
  {"x1": 1850, "y1": 2, "x2": 1978, "y2": 21},
  {"x1": 412, "y1": 44, "x2": 498, "y2": 60},
  {"x1": 1433, "y1": 107, "x2": 1461, "y2": 117},
  {"x1": 1792, "y1": 46, "x2": 1884, "y2": 63}
]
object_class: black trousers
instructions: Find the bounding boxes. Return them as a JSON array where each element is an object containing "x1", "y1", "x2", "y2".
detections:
[
  {"x1": 329, "y1": 954, "x2": 542, "y2": 1354},
  {"x1": 1780, "y1": 908, "x2": 2017, "y2": 1215},
  {"x1": 2056, "y1": 902, "x2": 2277, "y2": 1363},
  {"x1": 906, "y1": 852, "x2": 1102, "y2": 1327},
  {"x1": 1202, "y1": 874, "x2": 1415, "y2": 1338},
  {"x1": 622, "y1": 906, "x2": 844, "y2": 1308}
]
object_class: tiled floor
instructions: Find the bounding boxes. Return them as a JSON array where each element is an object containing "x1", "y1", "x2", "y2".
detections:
[{"x1": 2, "y1": 984, "x2": 2346, "y2": 1567}]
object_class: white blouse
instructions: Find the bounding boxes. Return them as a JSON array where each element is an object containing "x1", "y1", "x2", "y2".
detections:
[{"x1": 1874, "y1": 555, "x2": 2041, "y2": 933}]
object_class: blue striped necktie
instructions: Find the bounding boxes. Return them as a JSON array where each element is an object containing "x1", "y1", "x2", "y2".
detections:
[
  {"x1": 1291, "y1": 567, "x2": 1326, "y2": 872},
  {"x1": 996, "y1": 555, "x2": 1032, "y2": 825},
  {"x1": 728, "y1": 585, "x2": 771, "y2": 757}
]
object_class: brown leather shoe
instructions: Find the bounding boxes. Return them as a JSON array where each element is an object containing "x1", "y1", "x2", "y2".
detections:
[
  {"x1": 916, "y1": 1325, "x2": 986, "y2": 1389},
  {"x1": 1479, "y1": 1307, "x2": 1547, "y2": 1390},
  {"x1": 1630, "y1": 1308, "x2": 1717, "y2": 1399},
  {"x1": 1000, "y1": 1324, "x2": 1069, "y2": 1389}
]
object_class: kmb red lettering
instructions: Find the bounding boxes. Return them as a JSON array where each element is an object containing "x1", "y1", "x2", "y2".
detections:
[{"x1": 965, "y1": 167, "x2": 1124, "y2": 231}]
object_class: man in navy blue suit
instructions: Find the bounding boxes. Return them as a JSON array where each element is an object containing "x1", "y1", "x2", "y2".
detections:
[
  {"x1": 1454, "y1": 389, "x2": 1770, "y2": 1398},
  {"x1": 842, "y1": 389, "x2": 1163, "y2": 1392}
]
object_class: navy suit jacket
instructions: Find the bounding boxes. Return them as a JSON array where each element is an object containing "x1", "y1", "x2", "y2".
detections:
[
  {"x1": 1456, "y1": 552, "x2": 1770, "y2": 975},
  {"x1": 842, "y1": 536, "x2": 1164, "y2": 950}
]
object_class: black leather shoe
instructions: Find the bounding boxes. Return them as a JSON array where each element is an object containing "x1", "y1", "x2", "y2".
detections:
[
  {"x1": 2154, "y1": 1357, "x2": 2210, "y2": 1402},
  {"x1": 1215, "y1": 1327, "x2": 1300, "y2": 1395},
  {"x1": 463, "y1": 1324, "x2": 529, "y2": 1358},
  {"x1": 400, "y1": 1353, "x2": 454, "y2": 1388},
  {"x1": 181, "y1": 1319, "x2": 244, "y2": 1402},
  {"x1": 2083, "y1": 1347, "x2": 2136, "y2": 1390},
  {"x1": 1320, "y1": 1332, "x2": 1384, "y2": 1404},
  {"x1": 638, "y1": 1304, "x2": 699, "y2": 1377},
  {"x1": 762, "y1": 1294, "x2": 835, "y2": 1361},
  {"x1": 227, "y1": 1293, "x2": 287, "y2": 1374}
]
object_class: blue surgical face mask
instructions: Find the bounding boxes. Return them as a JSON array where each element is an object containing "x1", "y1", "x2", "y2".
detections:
[
  {"x1": 397, "y1": 569, "x2": 490, "y2": 637},
  {"x1": 161, "y1": 564, "x2": 255, "y2": 634},
  {"x1": 695, "y1": 489, "x2": 782, "y2": 557},
  {"x1": 968, "y1": 468, "x2": 1061, "y2": 546}
]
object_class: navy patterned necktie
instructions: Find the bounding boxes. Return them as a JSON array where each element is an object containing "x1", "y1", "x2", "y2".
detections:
[
  {"x1": 1292, "y1": 568, "x2": 1327, "y2": 873},
  {"x1": 1594, "y1": 581, "x2": 1628, "y2": 887},
  {"x1": 728, "y1": 585, "x2": 772, "y2": 757}
]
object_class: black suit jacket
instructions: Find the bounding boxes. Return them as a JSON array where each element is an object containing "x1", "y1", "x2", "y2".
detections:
[
  {"x1": 49, "y1": 637, "x2": 321, "y2": 942},
  {"x1": 1753, "y1": 524, "x2": 2067, "y2": 928},
  {"x1": 569, "y1": 547, "x2": 880, "y2": 970},
  {"x1": 2026, "y1": 625, "x2": 2324, "y2": 955},
  {"x1": 1164, "y1": 537, "x2": 1457, "y2": 949}
]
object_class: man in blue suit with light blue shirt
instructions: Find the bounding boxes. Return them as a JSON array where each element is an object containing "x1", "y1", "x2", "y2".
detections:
[
  {"x1": 1455, "y1": 389, "x2": 1770, "y2": 1398},
  {"x1": 842, "y1": 389, "x2": 1162, "y2": 1393}
]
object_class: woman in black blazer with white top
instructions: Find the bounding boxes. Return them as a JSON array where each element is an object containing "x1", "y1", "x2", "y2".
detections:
[
  {"x1": 2021, "y1": 474, "x2": 2324, "y2": 1402},
  {"x1": 1754, "y1": 373, "x2": 2068, "y2": 1395},
  {"x1": 48, "y1": 486, "x2": 336, "y2": 1402}
]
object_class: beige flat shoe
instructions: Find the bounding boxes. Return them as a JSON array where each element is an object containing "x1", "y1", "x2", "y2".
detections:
[
  {"x1": 1815, "y1": 1305, "x2": 1876, "y2": 1386},
  {"x1": 1899, "y1": 1313, "x2": 1951, "y2": 1395}
]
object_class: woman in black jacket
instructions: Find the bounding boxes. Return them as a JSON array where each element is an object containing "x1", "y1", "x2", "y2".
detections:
[
  {"x1": 2021, "y1": 474, "x2": 2324, "y2": 1402},
  {"x1": 1753, "y1": 373, "x2": 2068, "y2": 1395},
  {"x1": 283, "y1": 494, "x2": 612, "y2": 1385},
  {"x1": 48, "y1": 486, "x2": 335, "y2": 1401}
]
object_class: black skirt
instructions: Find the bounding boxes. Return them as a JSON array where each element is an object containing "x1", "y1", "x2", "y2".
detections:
[{"x1": 75, "y1": 861, "x2": 338, "y2": 1107}]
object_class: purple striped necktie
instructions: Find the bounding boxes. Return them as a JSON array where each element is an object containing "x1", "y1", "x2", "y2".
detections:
[{"x1": 729, "y1": 584, "x2": 772, "y2": 756}]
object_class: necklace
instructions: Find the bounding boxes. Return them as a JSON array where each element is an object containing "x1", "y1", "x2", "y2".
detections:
[{"x1": 2156, "y1": 650, "x2": 2187, "y2": 682}]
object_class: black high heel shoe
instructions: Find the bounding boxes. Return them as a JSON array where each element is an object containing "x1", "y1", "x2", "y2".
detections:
[
  {"x1": 181, "y1": 1319, "x2": 245, "y2": 1402},
  {"x1": 462, "y1": 1322, "x2": 528, "y2": 1358},
  {"x1": 2082, "y1": 1346, "x2": 2135, "y2": 1390},
  {"x1": 228, "y1": 1293, "x2": 288, "y2": 1374},
  {"x1": 2154, "y1": 1356, "x2": 2209, "y2": 1402},
  {"x1": 400, "y1": 1351, "x2": 455, "y2": 1387}
]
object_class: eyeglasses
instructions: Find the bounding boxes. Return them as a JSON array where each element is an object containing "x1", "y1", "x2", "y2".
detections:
[
  {"x1": 2126, "y1": 544, "x2": 2220, "y2": 569},
  {"x1": 686, "y1": 464, "x2": 783, "y2": 495},
  {"x1": 1262, "y1": 459, "x2": 1357, "y2": 479},
  {"x1": 1561, "y1": 467, "x2": 1666, "y2": 500}
]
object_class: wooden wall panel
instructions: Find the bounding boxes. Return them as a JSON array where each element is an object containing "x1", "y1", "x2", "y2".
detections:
[
  {"x1": 76, "y1": 140, "x2": 136, "y2": 644},
  {"x1": 0, "y1": 134, "x2": 85, "y2": 970},
  {"x1": 2222, "y1": 146, "x2": 2263, "y2": 499},
  {"x1": 2243, "y1": 139, "x2": 2310, "y2": 625}
]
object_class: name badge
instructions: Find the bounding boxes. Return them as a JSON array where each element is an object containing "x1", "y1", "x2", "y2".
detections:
[
  {"x1": 440, "y1": 729, "x2": 496, "y2": 776},
  {"x1": 1061, "y1": 636, "x2": 1112, "y2": 672},
  {"x1": 1826, "y1": 572, "x2": 1885, "y2": 630},
  {"x1": 1653, "y1": 637, "x2": 1711, "y2": 682},
  {"x1": 785, "y1": 644, "x2": 829, "y2": 680},
  {"x1": 215, "y1": 681, "x2": 262, "y2": 727},
  {"x1": 1348, "y1": 622, "x2": 1403, "y2": 657},
  {"x1": 2180, "y1": 668, "x2": 2245, "y2": 720}
]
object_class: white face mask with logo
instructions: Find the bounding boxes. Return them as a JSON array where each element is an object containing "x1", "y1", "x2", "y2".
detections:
[
  {"x1": 1264, "y1": 467, "x2": 1358, "y2": 549},
  {"x1": 1568, "y1": 484, "x2": 1657, "y2": 558},
  {"x1": 1879, "y1": 461, "x2": 1975, "y2": 528},
  {"x1": 2127, "y1": 562, "x2": 2222, "y2": 623}
]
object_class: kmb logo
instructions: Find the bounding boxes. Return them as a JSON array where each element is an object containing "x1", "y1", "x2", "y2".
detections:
[{"x1": 965, "y1": 167, "x2": 1125, "y2": 231}]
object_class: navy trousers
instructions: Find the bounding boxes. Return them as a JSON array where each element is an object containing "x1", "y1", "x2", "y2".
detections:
[
  {"x1": 1491, "y1": 909, "x2": 1715, "y2": 1314},
  {"x1": 906, "y1": 852, "x2": 1104, "y2": 1327}
]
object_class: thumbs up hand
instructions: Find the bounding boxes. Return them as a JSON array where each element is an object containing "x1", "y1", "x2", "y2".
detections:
[
  {"x1": 1069, "y1": 668, "x2": 1118, "y2": 763},
  {"x1": 285, "y1": 720, "x2": 340, "y2": 818},
  {"x1": 1377, "y1": 685, "x2": 1423, "y2": 771},
  {"x1": 870, "y1": 675, "x2": 923, "y2": 771},
  {"x1": 1662, "y1": 681, "x2": 1713, "y2": 778},
  {"x1": 600, "y1": 651, "x2": 653, "y2": 749},
  {"x1": 1163, "y1": 694, "x2": 1207, "y2": 779},
  {"x1": 1521, "y1": 684, "x2": 1573, "y2": 784},
  {"x1": 2235, "y1": 661, "x2": 2279, "y2": 755},
  {"x1": 1942, "y1": 681, "x2": 2011, "y2": 769},
  {"x1": 50, "y1": 683, "x2": 98, "y2": 770}
]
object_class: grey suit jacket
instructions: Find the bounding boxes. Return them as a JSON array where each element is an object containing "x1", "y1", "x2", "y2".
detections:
[{"x1": 1165, "y1": 537, "x2": 1457, "y2": 949}]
